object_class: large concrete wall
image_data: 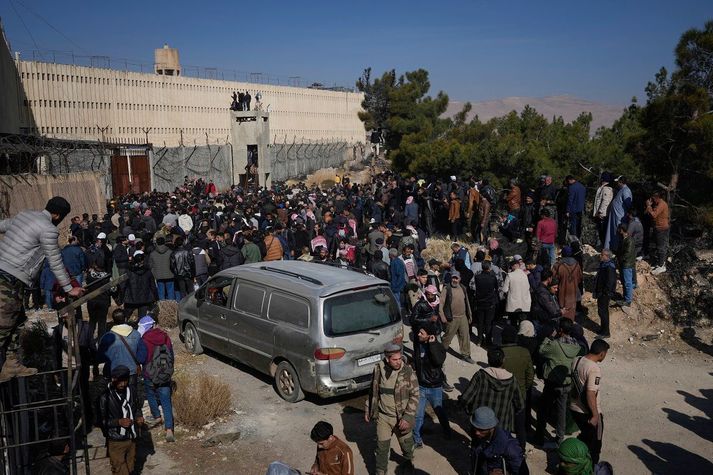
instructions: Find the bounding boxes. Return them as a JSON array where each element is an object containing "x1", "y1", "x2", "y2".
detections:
[
  {"x1": 0, "y1": 171, "x2": 106, "y2": 237},
  {"x1": 0, "y1": 26, "x2": 25, "y2": 134},
  {"x1": 13, "y1": 59, "x2": 366, "y2": 147}
]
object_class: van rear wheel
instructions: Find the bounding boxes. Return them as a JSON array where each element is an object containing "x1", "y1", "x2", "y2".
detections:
[
  {"x1": 183, "y1": 322, "x2": 203, "y2": 355},
  {"x1": 274, "y1": 361, "x2": 304, "y2": 403}
]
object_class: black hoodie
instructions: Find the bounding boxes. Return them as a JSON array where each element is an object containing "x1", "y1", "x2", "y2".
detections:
[{"x1": 220, "y1": 244, "x2": 245, "y2": 270}]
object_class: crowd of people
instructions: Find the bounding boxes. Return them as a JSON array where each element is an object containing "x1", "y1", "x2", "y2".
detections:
[{"x1": 2, "y1": 167, "x2": 672, "y2": 474}]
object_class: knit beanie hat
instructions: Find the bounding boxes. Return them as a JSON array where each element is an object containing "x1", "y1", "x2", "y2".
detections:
[{"x1": 45, "y1": 197, "x2": 71, "y2": 221}]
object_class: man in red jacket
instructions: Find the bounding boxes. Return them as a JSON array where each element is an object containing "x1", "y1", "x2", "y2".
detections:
[
  {"x1": 139, "y1": 316, "x2": 175, "y2": 442},
  {"x1": 535, "y1": 209, "x2": 557, "y2": 268}
]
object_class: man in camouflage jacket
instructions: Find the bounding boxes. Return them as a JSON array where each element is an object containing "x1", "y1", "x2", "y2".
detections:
[{"x1": 365, "y1": 343, "x2": 419, "y2": 475}]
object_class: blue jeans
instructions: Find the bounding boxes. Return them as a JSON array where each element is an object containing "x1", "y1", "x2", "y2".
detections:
[
  {"x1": 414, "y1": 386, "x2": 450, "y2": 444},
  {"x1": 541, "y1": 243, "x2": 556, "y2": 267},
  {"x1": 157, "y1": 280, "x2": 176, "y2": 301},
  {"x1": 621, "y1": 267, "x2": 634, "y2": 304},
  {"x1": 568, "y1": 212, "x2": 582, "y2": 238},
  {"x1": 44, "y1": 290, "x2": 54, "y2": 309},
  {"x1": 144, "y1": 379, "x2": 174, "y2": 430}
]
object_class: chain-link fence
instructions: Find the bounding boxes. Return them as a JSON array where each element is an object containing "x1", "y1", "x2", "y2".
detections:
[
  {"x1": 269, "y1": 141, "x2": 352, "y2": 182},
  {"x1": 151, "y1": 143, "x2": 233, "y2": 192},
  {"x1": 45, "y1": 148, "x2": 112, "y2": 197}
]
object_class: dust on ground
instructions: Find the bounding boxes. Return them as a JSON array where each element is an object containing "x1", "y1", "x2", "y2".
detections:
[{"x1": 30, "y1": 241, "x2": 713, "y2": 474}]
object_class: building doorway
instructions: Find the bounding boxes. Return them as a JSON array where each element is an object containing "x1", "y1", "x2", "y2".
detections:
[{"x1": 111, "y1": 148, "x2": 150, "y2": 195}]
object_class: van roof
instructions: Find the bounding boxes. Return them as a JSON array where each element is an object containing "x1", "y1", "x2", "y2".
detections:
[{"x1": 216, "y1": 261, "x2": 387, "y2": 297}]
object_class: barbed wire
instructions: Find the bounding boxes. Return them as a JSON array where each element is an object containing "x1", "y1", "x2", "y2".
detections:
[{"x1": 14, "y1": 48, "x2": 355, "y2": 91}]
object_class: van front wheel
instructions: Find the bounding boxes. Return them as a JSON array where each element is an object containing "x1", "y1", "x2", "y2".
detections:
[
  {"x1": 274, "y1": 361, "x2": 304, "y2": 403},
  {"x1": 183, "y1": 322, "x2": 203, "y2": 355}
]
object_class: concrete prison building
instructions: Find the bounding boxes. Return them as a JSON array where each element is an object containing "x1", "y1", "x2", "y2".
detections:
[{"x1": 5, "y1": 45, "x2": 365, "y2": 147}]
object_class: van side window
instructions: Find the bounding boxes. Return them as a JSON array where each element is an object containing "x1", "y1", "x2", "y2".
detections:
[
  {"x1": 205, "y1": 277, "x2": 233, "y2": 307},
  {"x1": 233, "y1": 282, "x2": 266, "y2": 316},
  {"x1": 268, "y1": 293, "x2": 309, "y2": 329}
]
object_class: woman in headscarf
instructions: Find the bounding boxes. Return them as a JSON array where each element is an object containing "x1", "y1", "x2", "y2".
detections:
[
  {"x1": 517, "y1": 320, "x2": 538, "y2": 358},
  {"x1": 404, "y1": 195, "x2": 419, "y2": 225}
]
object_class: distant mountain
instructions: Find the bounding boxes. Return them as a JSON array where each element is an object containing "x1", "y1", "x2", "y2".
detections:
[{"x1": 445, "y1": 95, "x2": 625, "y2": 132}]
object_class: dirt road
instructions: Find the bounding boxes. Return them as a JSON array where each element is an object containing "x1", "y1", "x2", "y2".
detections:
[{"x1": 85, "y1": 324, "x2": 713, "y2": 475}]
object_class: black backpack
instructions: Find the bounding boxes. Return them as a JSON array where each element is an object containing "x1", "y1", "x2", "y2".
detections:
[
  {"x1": 481, "y1": 185, "x2": 497, "y2": 205},
  {"x1": 145, "y1": 333, "x2": 174, "y2": 386}
]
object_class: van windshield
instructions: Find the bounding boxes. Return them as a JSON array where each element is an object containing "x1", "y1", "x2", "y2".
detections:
[{"x1": 323, "y1": 287, "x2": 400, "y2": 337}]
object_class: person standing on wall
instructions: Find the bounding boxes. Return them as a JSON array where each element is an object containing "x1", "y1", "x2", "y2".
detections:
[{"x1": 0, "y1": 197, "x2": 85, "y2": 381}]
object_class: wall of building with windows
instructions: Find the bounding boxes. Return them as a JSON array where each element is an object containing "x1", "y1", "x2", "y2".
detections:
[{"x1": 14, "y1": 60, "x2": 366, "y2": 147}]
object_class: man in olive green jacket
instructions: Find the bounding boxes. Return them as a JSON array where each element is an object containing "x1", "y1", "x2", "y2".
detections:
[
  {"x1": 616, "y1": 224, "x2": 636, "y2": 306},
  {"x1": 365, "y1": 343, "x2": 419, "y2": 475},
  {"x1": 501, "y1": 325, "x2": 534, "y2": 449}
]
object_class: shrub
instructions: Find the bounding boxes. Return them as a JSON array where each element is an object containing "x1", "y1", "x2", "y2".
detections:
[
  {"x1": 20, "y1": 320, "x2": 56, "y2": 372},
  {"x1": 172, "y1": 372, "x2": 232, "y2": 428},
  {"x1": 157, "y1": 300, "x2": 178, "y2": 328}
]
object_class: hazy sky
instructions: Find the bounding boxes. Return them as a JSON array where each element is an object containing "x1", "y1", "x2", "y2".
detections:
[{"x1": 2, "y1": 0, "x2": 711, "y2": 104}]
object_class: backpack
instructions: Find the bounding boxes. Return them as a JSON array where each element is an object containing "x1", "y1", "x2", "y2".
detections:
[
  {"x1": 570, "y1": 356, "x2": 590, "y2": 414},
  {"x1": 145, "y1": 334, "x2": 174, "y2": 386},
  {"x1": 399, "y1": 234, "x2": 417, "y2": 253},
  {"x1": 481, "y1": 185, "x2": 497, "y2": 205}
]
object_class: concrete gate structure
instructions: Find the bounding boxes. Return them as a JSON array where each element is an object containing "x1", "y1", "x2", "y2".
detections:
[{"x1": 230, "y1": 110, "x2": 271, "y2": 189}]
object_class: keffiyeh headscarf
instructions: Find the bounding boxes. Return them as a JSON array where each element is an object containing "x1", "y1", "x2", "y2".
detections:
[
  {"x1": 518, "y1": 320, "x2": 535, "y2": 338},
  {"x1": 557, "y1": 438, "x2": 593, "y2": 475}
]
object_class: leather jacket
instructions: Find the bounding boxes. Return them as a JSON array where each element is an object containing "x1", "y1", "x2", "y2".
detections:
[
  {"x1": 170, "y1": 249, "x2": 195, "y2": 278},
  {"x1": 97, "y1": 384, "x2": 142, "y2": 441},
  {"x1": 413, "y1": 339, "x2": 446, "y2": 388}
]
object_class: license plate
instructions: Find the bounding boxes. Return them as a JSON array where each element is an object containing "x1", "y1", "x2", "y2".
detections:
[{"x1": 358, "y1": 354, "x2": 382, "y2": 366}]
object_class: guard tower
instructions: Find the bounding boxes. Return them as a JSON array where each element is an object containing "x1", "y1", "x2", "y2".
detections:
[
  {"x1": 230, "y1": 110, "x2": 271, "y2": 189},
  {"x1": 154, "y1": 44, "x2": 181, "y2": 76}
]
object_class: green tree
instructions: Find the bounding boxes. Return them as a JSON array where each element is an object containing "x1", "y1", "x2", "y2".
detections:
[
  {"x1": 633, "y1": 21, "x2": 713, "y2": 204},
  {"x1": 355, "y1": 68, "x2": 395, "y2": 132},
  {"x1": 356, "y1": 68, "x2": 450, "y2": 170}
]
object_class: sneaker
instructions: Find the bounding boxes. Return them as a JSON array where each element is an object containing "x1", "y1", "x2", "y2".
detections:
[
  {"x1": 414, "y1": 441, "x2": 423, "y2": 449},
  {"x1": 145, "y1": 416, "x2": 163, "y2": 426},
  {"x1": 652, "y1": 266, "x2": 667, "y2": 275},
  {"x1": 463, "y1": 356, "x2": 476, "y2": 365},
  {"x1": 166, "y1": 430, "x2": 175, "y2": 443}
]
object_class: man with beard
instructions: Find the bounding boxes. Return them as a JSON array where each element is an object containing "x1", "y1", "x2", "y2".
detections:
[{"x1": 0, "y1": 197, "x2": 84, "y2": 380}]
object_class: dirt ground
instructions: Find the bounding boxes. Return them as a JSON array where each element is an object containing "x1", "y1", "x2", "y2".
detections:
[
  {"x1": 76, "y1": 303, "x2": 713, "y2": 475},
  {"x1": 54, "y1": 239, "x2": 713, "y2": 475}
]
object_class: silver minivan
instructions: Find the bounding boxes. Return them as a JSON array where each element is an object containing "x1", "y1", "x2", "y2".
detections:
[{"x1": 178, "y1": 261, "x2": 402, "y2": 402}]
